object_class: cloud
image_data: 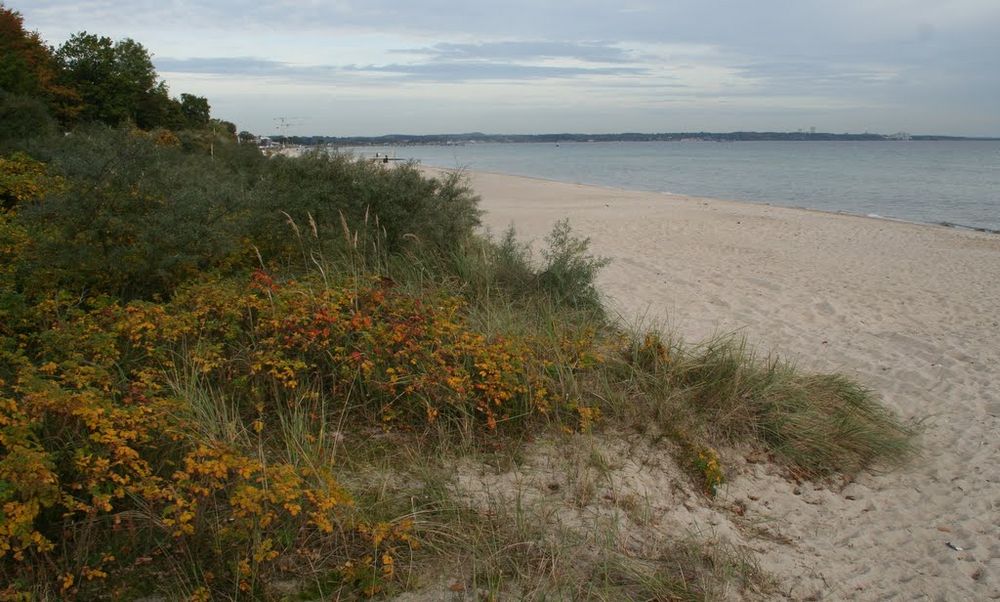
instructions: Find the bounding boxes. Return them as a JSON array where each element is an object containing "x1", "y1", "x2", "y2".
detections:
[
  {"x1": 157, "y1": 56, "x2": 646, "y2": 83},
  {"x1": 734, "y1": 61, "x2": 901, "y2": 90},
  {"x1": 156, "y1": 57, "x2": 298, "y2": 76},
  {"x1": 345, "y1": 62, "x2": 645, "y2": 81},
  {"x1": 398, "y1": 41, "x2": 636, "y2": 64}
]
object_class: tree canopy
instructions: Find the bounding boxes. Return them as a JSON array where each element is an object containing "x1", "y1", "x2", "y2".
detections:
[
  {"x1": 0, "y1": 4, "x2": 231, "y2": 133},
  {"x1": 0, "y1": 5, "x2": 50, "y2": 96},
  {"x1": 54, "y1": 32, "x2": 169, "y2": 128},
  {"x1": 0, "y1": 4, "x2": 81, "y2": 124},
  {"x1": 180, "y1": 93, "x2": 210, "y2": 127}
]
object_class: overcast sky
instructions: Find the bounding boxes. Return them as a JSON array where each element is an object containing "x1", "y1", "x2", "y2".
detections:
[{"x1": 17, "y1": 1, "x2": 1000, "y2": 136}]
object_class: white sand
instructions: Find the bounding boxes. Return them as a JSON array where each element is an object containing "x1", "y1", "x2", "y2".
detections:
[{"x1": 428, "y1": 167, "x2": 1000, "y2": 599}]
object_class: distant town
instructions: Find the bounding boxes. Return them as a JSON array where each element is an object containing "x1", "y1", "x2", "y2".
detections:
[{"x1": 261, "y1": 131, "x2": 999, "y2": 147}]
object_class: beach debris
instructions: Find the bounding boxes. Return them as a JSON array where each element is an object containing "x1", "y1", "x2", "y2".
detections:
[{"x1": 946, "y1": 541, "x2": 964, "y2": 551}]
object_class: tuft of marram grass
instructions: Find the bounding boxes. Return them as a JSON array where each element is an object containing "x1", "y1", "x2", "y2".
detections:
[
  {"x1": 752, "y1": 371, "x2": 916, "y2": 477},
  {"x1": 610, "y1": 331, "x2": 917, "y2": 479}
]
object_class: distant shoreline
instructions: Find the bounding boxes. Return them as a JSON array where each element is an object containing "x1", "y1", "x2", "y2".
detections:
[{"x1": 272, "y1": 131, "x2": 1000, "y2": 146}]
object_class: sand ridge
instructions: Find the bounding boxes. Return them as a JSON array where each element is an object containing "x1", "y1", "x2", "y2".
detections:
[{"x1": 426, "y1": 167, "x2": 1000, "y2": 600}]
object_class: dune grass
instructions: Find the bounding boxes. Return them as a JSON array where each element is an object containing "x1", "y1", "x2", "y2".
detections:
[
  {"x1": 327, "y1": 433, "x2": 774, "y2": 601},
  {"x1": 608, "y1": 330, "x2": 917, "y2": 479}
]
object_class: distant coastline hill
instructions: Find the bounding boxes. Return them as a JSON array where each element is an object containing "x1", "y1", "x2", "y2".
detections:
[{"x1": 271, "y1": 131, "x2": 1000, "y2": 146}]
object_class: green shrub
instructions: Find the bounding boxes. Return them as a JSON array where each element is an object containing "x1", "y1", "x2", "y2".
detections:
[
  {"x1": 248, "y1": 153, "x2": 481, "y2": 263},
  {"x1": 442, "y1": 221, "x2": 608, "y2": 314},
  {"x1": 13, "y1": 126, "x2": 252, "y2": 300},
  {"x1": 537, "y1": 219, "x2": 609, "y2": 311},
  {"x1": 0, "y1": 92, "x2": 57, "y2": 147}
]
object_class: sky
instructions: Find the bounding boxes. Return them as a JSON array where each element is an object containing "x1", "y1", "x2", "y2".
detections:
[{"x1": 16, "y1": 0, "x2": 1000, "y2": 137}]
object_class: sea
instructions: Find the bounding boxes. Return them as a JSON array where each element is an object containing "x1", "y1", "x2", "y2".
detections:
[{"x1": 345, "y1": 140, "x2": 1000, "y2": 233}]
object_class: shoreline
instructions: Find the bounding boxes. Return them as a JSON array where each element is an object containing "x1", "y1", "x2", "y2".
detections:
[
  {"x1": 425, "y1": 165, "x2": 1000, "y2": 599},
  {"x1": 423, "y1": 164, "x2": 1000, "y2": 236},
  {"x1": 423, "y1": 163, "x2": 1000, "y2": 238}
]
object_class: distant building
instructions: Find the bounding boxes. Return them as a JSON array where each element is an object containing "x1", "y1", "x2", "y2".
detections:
[{"x1": 887, "y1": 132, "x2": 912, "y2": 140}]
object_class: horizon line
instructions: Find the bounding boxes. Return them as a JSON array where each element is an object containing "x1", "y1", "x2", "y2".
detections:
[{"x1": 262, "y1": 130, "x2": 1000, "y2": 141}]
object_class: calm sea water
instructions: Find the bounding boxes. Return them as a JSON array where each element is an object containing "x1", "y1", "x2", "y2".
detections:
[{"x1": 348, "y1": 141, "x2": 1000, "y2": 232}]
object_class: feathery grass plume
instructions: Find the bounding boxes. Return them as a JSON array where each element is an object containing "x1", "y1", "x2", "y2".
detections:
[
  {"x1": 338, "y1": 209, "x2": 351, "y2": 247},
  {"x1": 280, "y1": 209, "x2": 300, "y2": 239},
  {"x1": 307, "y1": 211, "x2": 318, "y2": 238}
]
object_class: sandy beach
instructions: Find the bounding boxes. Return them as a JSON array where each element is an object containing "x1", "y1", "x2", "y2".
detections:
[{"x1": 427, "y1": 167, "x2": 1000, "y2": 600}]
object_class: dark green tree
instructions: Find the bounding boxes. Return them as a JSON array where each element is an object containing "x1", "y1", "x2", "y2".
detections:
[
  {"x1": 211, "y1": 118, "x2": 236, "y2": 137},
  {"x1": 128, "y1": 81, "x2": 179, "y2": 131},
  {"x1": 17, "y1": 126, "x2": 253, "y2": 299},
  {"x1": 179, "y1": 93, "x2": 210, "y2": 127},
  {"x1": 55, "y1": 32, "x2": 168, "y2": 128}
]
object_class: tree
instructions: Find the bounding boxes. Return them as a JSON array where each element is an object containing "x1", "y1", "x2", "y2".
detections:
[
  {"x1": 136, "y1": 81, "x2": 186, "y2": 130},
  {"x1": 55, "y1": 32, "x2": 166, "y2": 128},
  {"x1": 0, "y1": 4, "x2": 80, "y2": 124},
  {"x1": 211, "y1": 118, "x2": 236, "y2": 137},
  {"x1": 180, "y1": 93, "x2": 210, "y2": 127},
  {"x1": 0, "y1": 4, "x2": 47, "y2": 96}
]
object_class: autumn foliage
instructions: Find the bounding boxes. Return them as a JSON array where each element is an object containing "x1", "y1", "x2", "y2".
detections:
[{"x1": 0, "y1": 239, "x2": 602, "y2": 597}]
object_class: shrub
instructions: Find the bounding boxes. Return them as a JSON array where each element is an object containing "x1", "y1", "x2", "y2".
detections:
[
  {"x1": 13, "y1": 126, "x2": 252, "y2": 300},
  {"x1": 0, "y1": 152, "x2": 54, "y2": 213},
  {"x1": 7, "y1": 129, "x2": 488, "y2": 304},
  {"x1": 0, "y1": 92, "x2": 57, "y2": 146},
  {"x1": 0, "y1": 264, "x2": 605, "y2": 596},
  {"x1": 443, "y1": 222, "x2": 609, "y2": 314},
  {"x1": 537, "y1": 219, "x2": 609, "y2": 311},
  {"x1": 152, "y1": 272, "x2": 555, "y2": 434},
  {"x1": 248, "y1": 153, "x2": 481, "y2": 263},
  {"x1": 0, "y1": 275, "x2": 443, "y2": 597}
]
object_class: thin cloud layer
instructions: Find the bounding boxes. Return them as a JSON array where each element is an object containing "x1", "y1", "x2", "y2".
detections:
[
  {"x1": 398, "y1": 41, "x2": 637, "y2": 64},
  {"x1": 157, "y1": 55, "x2": 647, "y2": 83}
]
